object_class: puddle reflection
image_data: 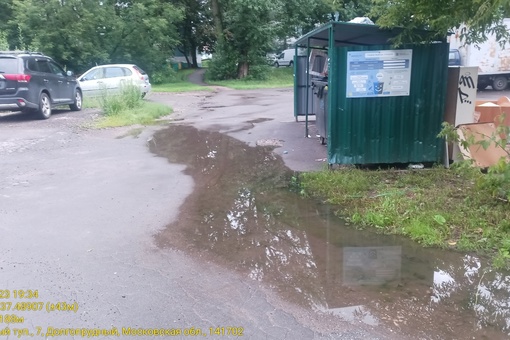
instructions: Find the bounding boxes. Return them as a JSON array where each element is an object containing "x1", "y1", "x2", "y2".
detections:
[{"x1": 151, "y1": 125, "x2": 510, "y2": 339}]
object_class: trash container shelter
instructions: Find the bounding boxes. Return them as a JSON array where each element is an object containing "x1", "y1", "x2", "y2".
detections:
[{"x1": 293, "y1": 22, "x2": 449, "y2": 165}]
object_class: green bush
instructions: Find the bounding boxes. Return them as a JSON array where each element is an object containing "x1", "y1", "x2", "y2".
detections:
[
  {"x1": 207, "y1": 51, "x2": 238, "y2": 80},
  {"x1": 243, "y1": 57, "x2": 271, "y2": 80},
  {"x1": 151, "y1": 66, "x2": 178, "y2": 85},
  {"x1": 207, "y1": 40, "x2": 271, "y2": 81}
]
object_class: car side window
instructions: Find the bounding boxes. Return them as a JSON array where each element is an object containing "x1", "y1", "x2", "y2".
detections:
[
  {"x1": 48, "y1": 61, "x2": 65, "y2": 76},
  {"x1": 36, "y1": 60, "x2": 52, "y2": 73},
  {"x1": 104, "y1": 67, "x2": 125, "y2": 78},
  {"x1": 81, "y1": 69, "x2": 103, "y2": 81},
  {"x1": 27, "y1": 58, "x2": 39, "y2": 72}
]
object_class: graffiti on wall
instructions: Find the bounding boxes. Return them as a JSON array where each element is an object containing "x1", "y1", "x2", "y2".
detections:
[{"x1": 458, "y1": 71, "x2": 477, "y2": 105}]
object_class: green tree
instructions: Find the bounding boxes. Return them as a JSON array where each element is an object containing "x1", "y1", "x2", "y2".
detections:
[
  {"x1": 207, "y1": 0, "x2": 274, "y2": 79},
  {"x1": 371, "y1": 0, "x2": 510, "y2": 45},
  {"x1": 8, "y1": 0, "x2": 182, "y2": 74},
  {"x1": 272, "y1": 0, "x2": 372, "y2": 49},
  {"x1": 320, "y1": 0, "x2": 372, "y2": 22},
  {"x1": 209, "y1": 0, "x2": 321, "y2": 79},
  {"x1": 173, "y1": 0, "x2": 215, "y2": 68},
  {"x1": 0, "y1": 0, "x2": 18, "y2": 49},
  {"x1": 208, "y1": 0, "x2": 374, "y2": 80}
]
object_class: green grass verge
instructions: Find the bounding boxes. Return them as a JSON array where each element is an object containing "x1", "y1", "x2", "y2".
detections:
[
  {"x1": 152, "y1": 67, "x2": 293, "y2": 92},
  {"x1": 153, "y1": 82, "x2": 213, "y2": 92},
  {"x1": 207, "y1": 67, "x2": 294, "y2": 89},
  {"x1": 299, "y1": 166, "x2": 510, "y2": 268},
  {"x1": 152, "y1": 69, "x2": 212, "y2": 92},
  {"x1": 83, "y1": 85, "x2": 172, "y2": 128},
  {"x1": 93, "y1": 101, "x2": 171, "y2": 128}
]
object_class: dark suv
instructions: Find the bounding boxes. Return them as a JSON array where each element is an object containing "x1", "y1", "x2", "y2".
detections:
[{"x1": 0, "y1": 51, "x2": 82, "y2": 119}]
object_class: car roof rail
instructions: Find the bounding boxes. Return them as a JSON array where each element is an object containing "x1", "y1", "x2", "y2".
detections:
[{"x1": 0, "y1": 51, "x2": 44, "y2": 55}]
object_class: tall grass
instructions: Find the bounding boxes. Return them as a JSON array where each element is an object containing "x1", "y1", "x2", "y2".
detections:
[
  {"x1": 99, "y1": 83, "x2": 143, "y2": 116},
  {"x1": 86, "y1": 84, "x2": 171, "y2": 127}
]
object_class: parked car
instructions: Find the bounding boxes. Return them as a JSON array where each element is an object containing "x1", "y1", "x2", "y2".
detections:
[
  {"x1": 271, "y1": 48, "x2": 307, "y2": 68},
  {"x1": 78, "y1": 64, "x2": 151, "y2": 98},
  {"x1": 272, "y1": 49, "x2": 295, "y2": 68},
  {"x1": 0, "y1": 51, "x2": 82, "y2": 119},
  {"x1": 449, "y1": 49, "x2": 461, "y2": 66}
]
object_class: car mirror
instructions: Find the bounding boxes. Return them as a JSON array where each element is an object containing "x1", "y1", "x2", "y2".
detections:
[{"x1": 67, "y1": 70, "x2": 74, "y2": 76}]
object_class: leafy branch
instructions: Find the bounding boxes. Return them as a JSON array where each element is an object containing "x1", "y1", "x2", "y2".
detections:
[{"x1": 438, "y1": 116, "x2": 510, "y2": 202}]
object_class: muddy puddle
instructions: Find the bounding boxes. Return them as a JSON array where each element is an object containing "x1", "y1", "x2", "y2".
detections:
[{"x1": 151, "y1": 124, "x2": 510, "y2": 339}]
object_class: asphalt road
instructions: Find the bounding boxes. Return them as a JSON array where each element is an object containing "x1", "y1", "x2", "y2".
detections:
[{"x1": 0, "y1": 92, "x2": 390, "y2": 340}]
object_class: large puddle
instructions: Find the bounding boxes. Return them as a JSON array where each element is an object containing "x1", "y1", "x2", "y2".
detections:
[{"x1": 151, "y1": 124, "x2": 510, "y2": 339}]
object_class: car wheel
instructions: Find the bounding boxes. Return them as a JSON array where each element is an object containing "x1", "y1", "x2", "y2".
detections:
[
  {"x1": 70, "y1": 90, "x2": 82, "y2": 111},
  {"x1": 36, "y1": 93, "x2": 52, "y2": 120},
  {"x1": 288, "y1": 61, "x2": 293, "y2": 67},
  {"x1": 492, "y1": 76, "x2": 508, "y2": 91},
  {"x1": 273, "y1": 62, "x2": 279, "y2": 68}
]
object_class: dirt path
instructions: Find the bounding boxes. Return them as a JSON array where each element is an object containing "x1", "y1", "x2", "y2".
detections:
[{"x1": 187, "y1": 68, "x2": 208, "y2": 86}]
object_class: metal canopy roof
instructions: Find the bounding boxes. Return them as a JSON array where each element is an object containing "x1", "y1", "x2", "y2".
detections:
[{"x1": 295, "y1": 22, "x2": 442, "y2": 48}]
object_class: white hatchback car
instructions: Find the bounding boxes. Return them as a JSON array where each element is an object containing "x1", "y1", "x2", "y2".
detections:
[{"x1": 78, "y1": 64, "x2": 151, "y2": 97}]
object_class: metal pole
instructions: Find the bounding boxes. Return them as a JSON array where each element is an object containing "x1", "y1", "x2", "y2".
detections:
[{"x1": 305, "y1": 37, "x2": 311, "y2": 138}]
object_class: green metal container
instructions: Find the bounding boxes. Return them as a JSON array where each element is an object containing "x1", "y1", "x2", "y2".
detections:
[
  {"x1": 294, "y1": 22, "x2": 449, "y2": 166},
  {"x1": 328, "y1": 43, "x2": 448, "y2": 164}
]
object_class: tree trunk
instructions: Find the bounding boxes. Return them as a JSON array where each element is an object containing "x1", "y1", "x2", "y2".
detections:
[
  {"x1": 210, "y1": 0, "x2": 223, "y2": 41},
  {"x1": 191, "y1": 40, "x2": 198, "y2": 68},
  {"x1": 237, "y1": 61, "x2": 249, "y2": 79},
  {"x1": 177, "y1": 47, "x2": 192, "y2": 68}
]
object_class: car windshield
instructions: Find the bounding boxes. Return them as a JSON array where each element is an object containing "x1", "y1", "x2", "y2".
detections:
[{"x1": 0, "y1": 57, "x2": 18, "y2": 73}]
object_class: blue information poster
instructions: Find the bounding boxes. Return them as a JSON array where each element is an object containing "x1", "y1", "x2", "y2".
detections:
[{"x1": 346, "y1": 49, "x2": 412, "y2": 98}]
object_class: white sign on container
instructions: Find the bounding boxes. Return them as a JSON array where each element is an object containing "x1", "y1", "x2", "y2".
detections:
[{"x1": 346, "y1": 50, "x2": 413, "y2": 98}]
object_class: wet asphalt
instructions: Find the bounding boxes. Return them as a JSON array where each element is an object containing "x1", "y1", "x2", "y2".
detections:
[{"x1": 0, "y1": 92, "x2": 391, "y2": 339}]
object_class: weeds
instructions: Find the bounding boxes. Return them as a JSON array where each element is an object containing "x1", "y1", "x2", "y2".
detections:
[
  {"x1": 438, "y1": 118, "x2": 510, "y2": 202},
  {"x1": 99, "y1": 83, "x2": 143, "y2": 116},
  {"x1": 300, "y1": 166, "x2": 510, "y2": 268},
  {"x1": 85, "y1": 84, "x2": 171, "y2": 127}
]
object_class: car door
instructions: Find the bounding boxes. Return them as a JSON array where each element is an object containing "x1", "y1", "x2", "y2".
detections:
[
  {"x1": 281, "y1": 52, "x2": 290, "y2": 66},
  {"x1": 48, "y1": 60, "x2": 74, "y2": 103},
  {"x1": 34, "y1": 58, "x2": 65, "y2": 103},
  {"x1": 79, "y1": 68, "x2": 105, "y2": 97},
  {"x1": 277, "y1": 52, "x2": 286, "y2": 66}
]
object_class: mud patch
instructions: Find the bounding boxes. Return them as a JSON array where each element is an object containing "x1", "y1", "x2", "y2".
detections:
[
  {"x1": 151, "y1": 124, "x2": 510, "y2": 339},
  {"x1": 247, "y1": 118, "x2": 272, "y2": 124}
]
